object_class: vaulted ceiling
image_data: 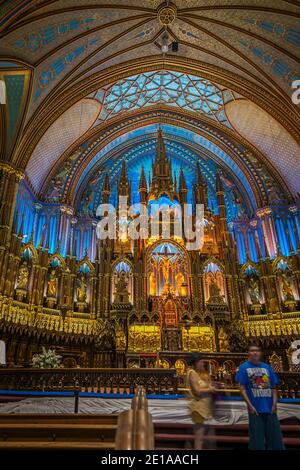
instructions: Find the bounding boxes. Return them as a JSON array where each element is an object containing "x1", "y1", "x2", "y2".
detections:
[
  {"x1": 2, "y1": 0, "x2": 300, "y2": 109},
  {"x1": 0, "y1": 1, "x2": 299, "y2": 208}
]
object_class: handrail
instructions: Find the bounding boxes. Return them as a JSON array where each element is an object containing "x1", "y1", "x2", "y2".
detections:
[
  {"x1": 0, "y1": 367, "x2": 178, "y2": 394},
  {"x1": 115, "y1": 386, "x2": 154, "y2": 450}
]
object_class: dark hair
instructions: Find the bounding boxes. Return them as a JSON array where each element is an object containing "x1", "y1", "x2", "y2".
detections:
[
  {"x1": 248, "y1": 344, "x2": 262, "y2": 351},
  {"x1": 189, "y1": 353, "x2": 203, "y2": 367}
]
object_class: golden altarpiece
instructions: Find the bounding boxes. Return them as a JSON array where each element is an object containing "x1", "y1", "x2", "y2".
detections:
[{"x1": 0, "y1": 131, "x2": 299, "y2": 374}]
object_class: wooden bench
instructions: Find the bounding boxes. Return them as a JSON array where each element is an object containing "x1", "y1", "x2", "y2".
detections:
[
  {"x1": 154, "y1": 421, "x2": 300, "y2": 449},
  {"x1": 0, "y1": 414, "x2": 118, "y2": 450}
]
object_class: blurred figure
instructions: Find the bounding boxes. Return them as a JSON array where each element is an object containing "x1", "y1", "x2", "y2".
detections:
[
  {"x1": 186, "y1": 353, "x2": 218, "y2": 450},
  {"x1": 236, "y1": 344, "x2": 285, "y2": 450}
]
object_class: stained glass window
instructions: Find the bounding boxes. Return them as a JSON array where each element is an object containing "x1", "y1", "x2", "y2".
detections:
[
  {"x1": 114, "y1": 261, "x2": 131, "y2": 273},
  {"x1": 204, "y1": 262, "x2": 222, "y2": 273},
  {"x1": 152, "y1": 242, "x2": 180, "y2": 255},
  {"x1": 92, "y1": 71, "x2": 229, "y2": 126}
]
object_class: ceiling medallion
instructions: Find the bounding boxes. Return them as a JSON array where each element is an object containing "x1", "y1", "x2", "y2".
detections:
[{"x1": 157, "y1": 2, "x2": 177, "y2": 26}]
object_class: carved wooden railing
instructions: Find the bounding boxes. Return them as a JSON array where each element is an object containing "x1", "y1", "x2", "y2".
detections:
[
  {"x1": 278, "y1": 372, "x2": 300, "y2": 398},
  {"x1": 0, "y1": 368, "x2": 178, "y2": 394},
  {"x1": 0, "y1": 368, "x2": 299, "y2": 398}
]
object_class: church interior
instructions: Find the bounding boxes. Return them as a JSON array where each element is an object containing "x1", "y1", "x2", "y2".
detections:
[{"x1": 0, "y1": 0, "x2": 299, "y2": 452}]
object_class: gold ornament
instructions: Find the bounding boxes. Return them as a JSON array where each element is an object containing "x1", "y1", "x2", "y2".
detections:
[{"x1": 157, "y1": 3, "x2": 177, "y2": 26}]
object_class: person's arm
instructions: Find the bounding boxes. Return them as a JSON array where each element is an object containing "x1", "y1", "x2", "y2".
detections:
[
  {"x1": 189, "y1": 371, "x2": 215, "y2": 397},
  {"x1": 239, "y1": 384, "x2": 258, "y2": 415},
  {"x1": 269, "y1": 366, "x2": 279, "y2": 414},
  {"x1": 272, "y1": 387, "x2": 278, "y2": 414}
]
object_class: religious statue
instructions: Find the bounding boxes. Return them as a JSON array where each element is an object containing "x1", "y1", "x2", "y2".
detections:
[
  {"x1": 176, "y1": 272, "x2": 187, "y2": 296},
  {"x1": 162, "y1": 256, "x2": 171, "y2": 283},
  {"x1": 266, "y1": 180, "x2": 283, "y2": 204},
  {"x1": 95, "y1": 318, "x2": 116, "y2": 350},
  {"x1": 115, "y1": 272, "x2": 128, "y2": 293},
  {"x1": 149, "y1": 272, "x2": 156, "y2": 296},
  {"x1": 161, "y1": 256, "x2": 175, "y2": 296},
  {"x1": 281, "y1": 272, "x2": 294, "y2": 301},
  {"x1": 115, "y1": 327, "x2": 126, "y2": 350},
  {"x1": 248, "y1": 277, "x2": 260, "y2": 304},
  {"x1": 266, "y1": 284, "x2": 279, "y2": 313},
  {"x1": 77, "y1": 274, "x2": 87, "y2": 303},
  {"x1": 47, "y1": 269, "x2": 58, "y2": 298},
  {"x1": 81, "y1": 189, "x2": 95, "y2": 216},
  {"x1": 174, "y1": 359, "x2": 186, "y2": 376},
  {"x1": 16, "y1": 262, "x2": 29, "y2": 290},
  {"x1": 208, "y1": 279, "x2": 224, "y2": 304},
  {"x1": 114, "y1": 272, "x2": 130, "y2": 304},
  {"x1": 227, "y1": 321, "x2": 248, "y2": 352},
  {"x1": 230, "y1": 189, "x2": 246, "y2": 217},
  {"x1": 47, "y1": 178, "x2": 64, "y2": 202},
  {"x1": 219, "y1": 328, "x2": 230, "y2": 352}
]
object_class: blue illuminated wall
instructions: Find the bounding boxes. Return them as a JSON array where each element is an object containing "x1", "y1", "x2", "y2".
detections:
[{"x1": 14, "y1": 181, "x2": 35, "y2": 243}]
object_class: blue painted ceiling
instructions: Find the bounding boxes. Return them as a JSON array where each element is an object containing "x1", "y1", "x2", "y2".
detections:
[{"x1": 78, "y1": 125, "x2": 253, "y2": 222}]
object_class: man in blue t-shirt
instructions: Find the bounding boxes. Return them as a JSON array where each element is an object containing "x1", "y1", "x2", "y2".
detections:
[{"x1": 236, "y1": 344, "x2": 285, "y2": 450}]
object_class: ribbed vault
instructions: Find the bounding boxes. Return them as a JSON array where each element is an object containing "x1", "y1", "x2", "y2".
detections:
[
  {"x1": 0, "y1": 2, "x2": 299, "y2": 208},
  {"x1": 39, "y1": 108, "x2": 293, "y2": 212}
]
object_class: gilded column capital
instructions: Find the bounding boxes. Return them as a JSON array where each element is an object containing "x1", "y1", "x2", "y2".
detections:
[
  {"x1": 59, "y1": 204, "x2": 74, "y2": 215},
  {"x1": 256, "y1": 207, "x2": 272, "y2": 218},
  {"x1": 33, "y1": 203, "x2": 43, "y2": 211},
  {"x1": 0, "y1": 161, "x2": 24, "y2": 181},
  {"x1": 249, "y1": 219, "x2": 258, "y2": 228},
  {"x1": 289, "y1": 205, "x2": 299, "y2": 215}
]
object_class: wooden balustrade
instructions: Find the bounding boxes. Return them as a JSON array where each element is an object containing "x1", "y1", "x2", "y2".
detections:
[
  {"x1": 278, "y1": 372, "x2": 300, "y2": 398},
  {"x1": 0, "y1": 368, "x2": 299, "y2": 398},
  {"x1": 0, "y1": 367, "x2": 178, "y2": 395}
]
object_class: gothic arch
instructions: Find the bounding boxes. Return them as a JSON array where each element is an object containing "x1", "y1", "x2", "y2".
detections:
[{"x1": 12, "y1": 56, "x2": 300, "y2": 174}]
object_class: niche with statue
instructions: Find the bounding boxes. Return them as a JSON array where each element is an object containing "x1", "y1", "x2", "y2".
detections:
[
  {"x1": 15, "y1": 247, "x2": 33, "y2": 302},
  {"x1": 275, "y1": 259, "x2": 298, "y2": 312},
  {"x1": 75, "y1": 262, "x2": 92, "y2": 312},
  {"x1": 45, "y1": 257, "x2": 62, "y2": 308},
  {"x1": 112, "y1": 260, "x2": 132, "y2": 305}
]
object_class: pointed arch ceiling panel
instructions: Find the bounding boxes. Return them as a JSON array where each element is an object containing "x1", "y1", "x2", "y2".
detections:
[
  {"x1": 75, "y1": 123, "x2": 256, "y2": 211},
  {"x1": 76, "y1": 135, "x2": 251, "y2": 223},
  {"x1": 26, "y1": 97, "x2": 100, "y2": 192},
  {"x1": 225, "y1": 99, "x2": 300, "y2": 196}
]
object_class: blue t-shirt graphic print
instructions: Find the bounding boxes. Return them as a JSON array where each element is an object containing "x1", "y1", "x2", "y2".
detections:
[{"x1": 235, "y1": 361, "x2": 279, "y2": 413}]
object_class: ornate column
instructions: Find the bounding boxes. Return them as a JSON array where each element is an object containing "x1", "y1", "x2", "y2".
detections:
[
  {"x1": 257, "y1": 208, "x2": 278, "y2": 258},
  {"x1": 141, "y1": 255, "x2": 147, "y2": 312},
  {"x1": 35, "y1": 247, "x2": 49, "y2": 306},
  {"x1": 198, "y1": 271, "x2": 206, "y2": 314},
  {"x1": 32, "y1": 203, "x2": 42, "y2": 246},
  {"x1": 289, "y1": 206, "x2": 300, "y2": 249},
  {"x1": 190, "y1": 272, "x2": 198, "y2": 313},
  {"x1": 91, "y1": 220, "x2": 98, "y2": 262},
  {"x1": 90, "y1": 271, "x2": 97, "y2": 318},
  {"x1": 0, "y1": 83, "x2": 6, "y2": 161},
  {"x1": 0, "y1": 163, "x2": 24, "y2": 245}
]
